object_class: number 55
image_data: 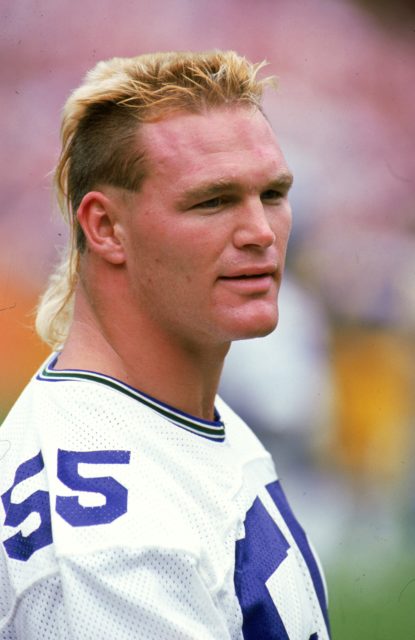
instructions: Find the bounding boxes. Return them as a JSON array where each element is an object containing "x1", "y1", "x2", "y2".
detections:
[{"x1": 56, "y1": 449, "x2": 131, "y2": 526}]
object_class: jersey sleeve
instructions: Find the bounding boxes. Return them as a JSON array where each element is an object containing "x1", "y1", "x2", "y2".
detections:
[
  {"x1": 1, "y1": 546, "x2": 232, "y2": 640},
  {"x1": 0, "y1": 573, "x2": 67, "y2": 640}
]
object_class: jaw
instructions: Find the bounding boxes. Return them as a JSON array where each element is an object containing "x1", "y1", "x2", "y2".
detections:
[
  {"x1": 211, "y1": 295, "x2": 280, "y2": 343},
  {"x1": 209, "y1": 274, "x2": 281, "y2": 339}
]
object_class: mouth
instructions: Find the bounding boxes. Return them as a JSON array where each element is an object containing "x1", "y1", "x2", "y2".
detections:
[
  {"x1": 217, "y1": 268, "x2": 277, "y2": 294},
  {"x1": 219, "y1": 266, "x2": 277, "y2": 280},
  {"x1": 220, "y1": 273, "x2": 271, "y2": 280}
]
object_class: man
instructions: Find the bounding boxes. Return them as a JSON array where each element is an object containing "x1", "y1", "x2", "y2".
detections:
[{"x1": 0, "y1": 51, "x2": 330, "y2": 639}]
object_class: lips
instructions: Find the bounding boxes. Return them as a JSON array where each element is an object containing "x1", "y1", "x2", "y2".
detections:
[
  {"x1": 217, "y1": 265, "x2": 278, "y2": 296},
  {"x1": 222, "y1": 273, "x2": 269, "y2": 280},
  {"x1": 219, "y1": 265, "x2": 277, "y2": 280}
]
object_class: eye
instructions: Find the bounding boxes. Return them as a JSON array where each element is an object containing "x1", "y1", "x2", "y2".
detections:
[
  {"x1": 261, "y1": 189, "x2": 283, "y2": 202},
  {"x1": 193, "y1": 197, "x2": 224, "y2": 210}
]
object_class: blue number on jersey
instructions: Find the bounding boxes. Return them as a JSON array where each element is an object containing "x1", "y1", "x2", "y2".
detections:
[
  {"x1": 234, "y1": 494, "x2": 291, "y2": 640},
  {"x1": 56, "y1": 449, "x2": 131, "y2": 526},
  {"x1": 267, "y1": 482, "x2": 330, "y2": 637},
  {"x1": 234, "y1": 480, "x2": 330, "y2": 640},
  {"x1": 1, "y1": 452, "x2": 52, "y2": 561},
  {"x1": 1, "y1": 449, "x2": 131, "y2": 561}
]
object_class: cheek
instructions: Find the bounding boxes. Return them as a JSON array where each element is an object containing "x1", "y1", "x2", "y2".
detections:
[
  {"x1": 133, "y1": 234, "x2": 199, "y2": 286},
  {"x1": 126, "y1": 211, "x2": 224, "y2": 286},
  {"x1": 275, "y1": 207, "x2": 292, "y2": 249}
]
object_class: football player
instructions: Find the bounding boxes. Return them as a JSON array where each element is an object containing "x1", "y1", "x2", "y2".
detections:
[{"x1": 0, "y1": 51, "x2": 330, "y2": 639}]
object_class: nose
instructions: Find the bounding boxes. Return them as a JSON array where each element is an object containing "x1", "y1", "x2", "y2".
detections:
[{"x1": 232, "y1": 198, "x2": 276, "y2": 250}]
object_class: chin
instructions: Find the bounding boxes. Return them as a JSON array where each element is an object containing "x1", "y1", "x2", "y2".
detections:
[
  {"x1": 226, "y1": 308, "x2": 279, "y2": 342},
  {"x1": 235, "y1": 323, "x2": 277, "y2": 341}
]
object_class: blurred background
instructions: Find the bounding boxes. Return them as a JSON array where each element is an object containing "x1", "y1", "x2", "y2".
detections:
[{"x1": 1, "y1": 0, "x2": 414, "y2": 636}]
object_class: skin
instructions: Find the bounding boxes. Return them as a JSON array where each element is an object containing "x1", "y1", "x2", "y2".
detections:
[{"x1": 59, "y1": 106, "x2": 293, "y2": 420}]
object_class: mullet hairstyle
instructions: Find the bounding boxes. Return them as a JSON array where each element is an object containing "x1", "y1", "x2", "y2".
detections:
[{"x1": 36, "y1": 50, "x2": 275, "y2": 349}]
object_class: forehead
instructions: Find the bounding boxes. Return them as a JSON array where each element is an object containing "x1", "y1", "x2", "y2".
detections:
[{"x1": 139, "y1": 107, "x2": 289, "y2": 189}]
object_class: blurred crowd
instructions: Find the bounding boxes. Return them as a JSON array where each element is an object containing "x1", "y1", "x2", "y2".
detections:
[{"x1": 1, "y1": 0, "x2": 414, "y2": 565}]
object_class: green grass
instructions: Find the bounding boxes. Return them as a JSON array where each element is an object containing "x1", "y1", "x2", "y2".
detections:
[{"x1": 327, "y1": 551, "x2": 415, "y2": 639}]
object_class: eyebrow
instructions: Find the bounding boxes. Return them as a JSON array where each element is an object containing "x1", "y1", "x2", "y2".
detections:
[{"x1": 176, "y1": 170, "x2": 294, "y2": 208}]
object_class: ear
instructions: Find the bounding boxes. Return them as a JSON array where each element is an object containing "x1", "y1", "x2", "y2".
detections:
[{"x1": 77, "y1": 191, "x2": 126, "y2": 264}]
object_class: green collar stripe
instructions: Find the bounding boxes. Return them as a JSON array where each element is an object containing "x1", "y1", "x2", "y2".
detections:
[{"x1": 38, "y1": 364, "x2": 225, "y2": 442}]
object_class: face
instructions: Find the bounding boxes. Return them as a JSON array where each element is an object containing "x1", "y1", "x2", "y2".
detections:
[{"x1": 118, "y1": 106, "x2": 293, "y2": 348}]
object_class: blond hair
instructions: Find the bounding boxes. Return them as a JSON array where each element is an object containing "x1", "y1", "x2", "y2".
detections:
[{"x1": 36, "y1": 50, "x2": 274, "y2": 349}]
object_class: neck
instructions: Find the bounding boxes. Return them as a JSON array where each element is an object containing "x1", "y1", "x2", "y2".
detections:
[{"x1": 57, "y1": 281, "x2": 229, "y2": 421}]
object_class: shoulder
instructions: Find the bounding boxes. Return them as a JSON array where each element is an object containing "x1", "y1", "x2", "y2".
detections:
[{"x1": 216, "y1": 394, "x2": 272, "y2": 461}]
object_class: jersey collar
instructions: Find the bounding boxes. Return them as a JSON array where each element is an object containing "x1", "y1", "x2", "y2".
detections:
[{"x1": 37, "y1": 354, "x2": 225, "y2": 443}]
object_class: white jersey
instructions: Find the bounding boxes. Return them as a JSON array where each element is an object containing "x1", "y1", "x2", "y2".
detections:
[{"x1": 0, "y1": 354, "x2": 330, "y2": 640}]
